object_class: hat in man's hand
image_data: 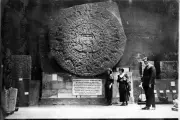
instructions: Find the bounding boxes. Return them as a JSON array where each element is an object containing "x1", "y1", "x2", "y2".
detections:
[{"x1": 142, "y1": 57, "x2": 148, "y2": 62}]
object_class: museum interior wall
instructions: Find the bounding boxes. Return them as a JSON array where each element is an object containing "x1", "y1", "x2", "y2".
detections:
[{"x1": 0, "y1": 0, "x2": 178, "y2": 106}]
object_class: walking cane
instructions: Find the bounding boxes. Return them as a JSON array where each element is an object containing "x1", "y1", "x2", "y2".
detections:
[
  {"x1": 139, "y1": 82, "x2": 143, "y2": 109},
  {"x1": 140, "y1": 87, "x2": 143, "y2": 109}
]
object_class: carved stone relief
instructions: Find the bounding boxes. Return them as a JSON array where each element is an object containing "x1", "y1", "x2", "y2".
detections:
[{"x1": 49, "y1": 2, "x2": 127, "y2": 76}]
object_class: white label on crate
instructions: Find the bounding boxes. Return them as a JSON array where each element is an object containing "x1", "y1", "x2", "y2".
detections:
[
  {"x1": 166, "y1": 90, "x2": 170, "y2": 92},
  {"x1": 52, "y1": 74, "x2": 57, "y2": 81},
  {"x1": 171, "y1": 81, "x2": 175, "y2": 86},
  {"x1": 159, "y1": 90, "x2": 164, "y2": 93},
  {"x1": 19, "y1": 78, "x2": 23, "y2": 81},
  {"x1": 25, "y1": 92, "x2": 29, "y2": 95},
  {"x1": 154, "y1": 90, "x2": 157, "y2": 93},
  {"x1": 172, "y1": 90, "x2": 176, "y2": 93}
]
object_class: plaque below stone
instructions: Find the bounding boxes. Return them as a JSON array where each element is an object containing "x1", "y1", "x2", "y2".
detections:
[{"x1": 72, "y1": 79, "x2": 102, "y2": 96}]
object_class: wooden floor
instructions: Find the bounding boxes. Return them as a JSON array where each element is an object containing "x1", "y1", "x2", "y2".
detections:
[{"x1": 5, "y1": 104, "x2": 179, "y2": 119}]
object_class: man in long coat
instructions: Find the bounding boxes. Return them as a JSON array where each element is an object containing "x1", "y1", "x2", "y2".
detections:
[{"x1": 140, "y1": 57, "x2": 156, "y2": 110}]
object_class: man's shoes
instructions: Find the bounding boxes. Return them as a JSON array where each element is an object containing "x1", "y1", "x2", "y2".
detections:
[
  {"x1": 142, "y1": 106, "x2": 150, "y2": 110},
  {"x1": 120, "y1": 103, "x2": 126, "y2": 106},
  {"x1": 15, "y1": 107, "x2": 19, "y2": 112},
  {"x1": 107, "y1": 103, "x2": 112, "y2": 105}
]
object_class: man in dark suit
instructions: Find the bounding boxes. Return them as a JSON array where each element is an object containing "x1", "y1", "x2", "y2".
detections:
[
  {"x1": 105, "y1": 68, "x2": 114, "y2": 105},
  {"x1": 139, "y1": 57, "x2": 156, "y2": 110}
]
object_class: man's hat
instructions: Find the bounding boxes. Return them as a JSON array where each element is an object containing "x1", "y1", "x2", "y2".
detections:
[
  {"x1": 142, "y1": 57, "x2": 148, "y2": 62},
  {"x1": 107, "y1": 68, "x2": 112, "y2": 71}
]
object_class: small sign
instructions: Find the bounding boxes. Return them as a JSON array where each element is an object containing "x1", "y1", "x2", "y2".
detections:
[
  {"x1": 24, "y1": 92, "x2": 29, "y2": 95},
  {"x1": 171, "y1": 81, "x2": 175, "y2": 86},
  {"x1": 73, "y1": 79, "x2": 102, "y2": 95},
  {"x1": 154, "y1": 90, "x2": 157, "y2": 93},
  {"x1": 159, "y1": 90, "x2": 164, "y2": 93},
  {"x1": 19, "y1": 78, "x2": 23, "y2": 81},
  {"x1": 172, "y1": 90, "x2": 176, "y2": 93},
  {"x1": 166, "y1": 90, "x2": 170, "y2": 93},
  {"x1": 52, "y1": 74, "x2": 57, "y2": 81}
]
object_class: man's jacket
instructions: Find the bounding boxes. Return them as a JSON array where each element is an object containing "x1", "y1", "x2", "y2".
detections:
[{"x1": 142, "y1": 64, "x2": 156, "y2": 86}]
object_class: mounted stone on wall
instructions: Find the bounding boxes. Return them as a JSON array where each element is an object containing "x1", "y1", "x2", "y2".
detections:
[
  {"x1": 11, "y1": 55, "x2": 32, "y2": 79},
  {"x1": 49, "y1": 1, "x2": 127, "y2": 76},
  {"x1": 160, "y1": 61, "x2": 178, "y2": 79}
]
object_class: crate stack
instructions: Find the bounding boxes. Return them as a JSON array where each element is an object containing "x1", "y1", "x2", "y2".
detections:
[
  {"x1": 154, "y1": 79, "x2": 178, "y2": 103},
  {"x1": 154, "y1": 61, "x2": 178, "y2": 103},
  {"x1": 11, "y1": 55, "x2": 31, "y2": 107},
  {"x1": 41, "y1": 73, "x2": 75, "y2": 99},
  {"x1": 29, "y1": 80, "x2": 40, "y2": 106}
]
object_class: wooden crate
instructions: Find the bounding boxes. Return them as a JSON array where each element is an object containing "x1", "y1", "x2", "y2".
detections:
[
  {"x1": 17, "y1": 78, "x2": 30, "y2": 107},
  {"x1": 29, "y1": 80, "x2": 40, "y2": 106}
]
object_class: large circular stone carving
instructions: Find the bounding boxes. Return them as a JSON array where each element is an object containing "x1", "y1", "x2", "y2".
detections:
[{"x1": 49, "y1": 2, "x2": 127, "y2": 76}]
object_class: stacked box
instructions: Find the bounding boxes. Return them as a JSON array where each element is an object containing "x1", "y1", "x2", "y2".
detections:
[
  {"x1": 170, "y1": 80, "x2": 178, "y2": 100},
  {"x1": 155, "y1": 79, "x2": 178, "y2": 103},
  {"x1": 159, "y1": 61, "x2": 178, "y2": 102},
  {"x1": 42, "y1": 73, "x2": 58, "y2": 98},
  {"x1": 10, "y1": 55, "x2": 32, "y2": 106},
  {"x1": 42, "y1": 73, "x2": 75, "y2": 98},
  {"x1": 154, "y1": 80, "x2": 167, "y2": 103},
  {"x1": 17, "y1": 78, "x2": 30, "y2": 106},
  {"x1": 29, "y1": 80, "x2": 40, "y2": 106}
]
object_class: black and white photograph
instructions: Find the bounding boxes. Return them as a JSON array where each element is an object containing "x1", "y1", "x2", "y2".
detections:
[{"x1": 0, "y1": 0, "x2": 179, "y2": 119}]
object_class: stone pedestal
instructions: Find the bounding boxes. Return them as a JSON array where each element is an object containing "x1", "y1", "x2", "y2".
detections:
[{"x1": 41, "y1": 72, "x2": 106, "y2": 105}]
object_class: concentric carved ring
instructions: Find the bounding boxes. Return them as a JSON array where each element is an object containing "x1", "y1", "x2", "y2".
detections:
[{"x1": 49, "y1": 3, "x2": 127, "y2": 76}]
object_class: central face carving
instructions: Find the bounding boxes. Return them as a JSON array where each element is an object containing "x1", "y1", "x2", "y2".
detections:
[
  {"x1": 72, "y1": 23, "x2": 102, "y2": 53},
  {"x1": 49, "y1": 3, "x2": 127, "y2": 76}
]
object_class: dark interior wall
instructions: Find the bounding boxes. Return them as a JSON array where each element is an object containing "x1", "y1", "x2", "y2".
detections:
[
  {"x1": 1, "y1": 0, "x2": 178, "y2": 75},
  {"x1": 118, "y1": 5, "x2": 178, "y2": 67},
  {"x1": 0, "y1": 0, "x2": 9, "y2": 117},
  {"x1": 1, "y1": 0, "x2": 9, "y2": 88}
]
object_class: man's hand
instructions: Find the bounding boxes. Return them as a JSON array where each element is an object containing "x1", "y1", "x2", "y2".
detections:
[
  {"x1": 109, "y1": 84, "x2": 112, "y2": 89},
  {"x1": 139, "y1": 82, "x2": 143, "y2": 88},
  {"x1": 149, "y1": 84, "x2": 152, "y2": 88}
]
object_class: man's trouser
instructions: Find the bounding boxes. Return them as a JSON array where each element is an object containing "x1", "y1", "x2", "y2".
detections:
[{"x1": 143, "y1": 85, "x2": 155, "y2": 107}]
